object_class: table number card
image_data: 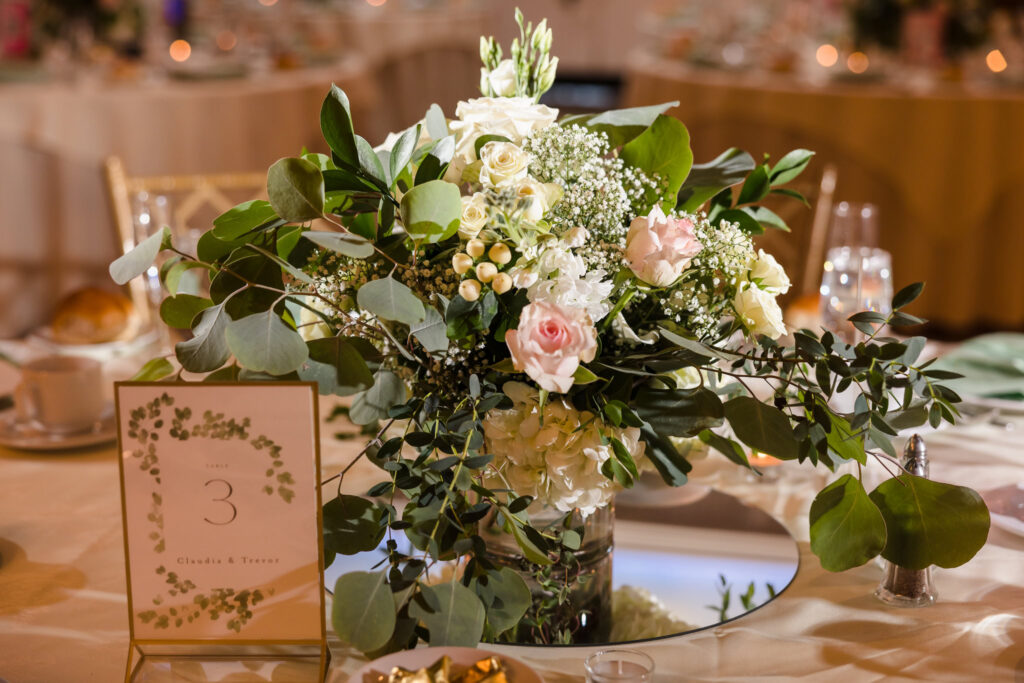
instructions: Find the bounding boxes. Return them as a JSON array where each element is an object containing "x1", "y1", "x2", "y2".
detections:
[{"x1": 115, "y1": 382, "x2": 327, "y2": 680}]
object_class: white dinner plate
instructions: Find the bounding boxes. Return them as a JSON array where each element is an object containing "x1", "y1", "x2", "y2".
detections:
[
  {"x1": 0, "y1": 405, "x2": 117, "y2": 451},
  {"x1": 349, "y1": 646, "x2": 544, "y2": 683}
]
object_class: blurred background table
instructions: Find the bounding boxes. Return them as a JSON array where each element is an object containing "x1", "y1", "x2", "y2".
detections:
[
  {"x1": 623, "y1": 52, "x2": 1024, "y2": 335},
  {"x1": 0, "y1": 58, "x2": 379, "y2": 337}
]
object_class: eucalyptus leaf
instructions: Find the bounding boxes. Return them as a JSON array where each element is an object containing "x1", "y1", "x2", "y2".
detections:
[
  {"x1": 415, "y1": 135, "x2": 456, "y2": 186},
  {"x1": 410, "y1": 306, "x2": 448, "y2": 353},
  {"x1": 620, "y1": 114, "x2": 693, "y2": 204},
  {"x1": 809, "y1": 474, "x2": 887, "y2": 572},
  {"x1": 110, "y1": 226, "x2": 170, "y2": 285},
  {"x1": 267, "y1": 157, "x2": 324, "y2": 222},
  {"x1": 332, "y1": 570, "x2": 396, "y2": 653},
  {"x1": 723, "y1": 396, "x2": 799, "y2": 459},
  {"x1": 869, "y1": 475, "x2": 990, "y2": 570},
  {"x1": 164, "y1": 260, "x2": 211, "y2": 296},
  {"x1": 389, "y1": 124, "x2": 420, "y2": 185},
  {"x1": 298, "y1": 336, "x2": 374, "y2": 396},
  {"x1": 425, "y1": 103, "x2": 448, "y2": 140},
  {"x1": 357, "y1": 276, "x2": 426, "y2": 325},
  {"x1": 302, "y1": 230, "x2": 374, "y2": 259},
  {"x1": 561, "y1": 101, "x2": 679, "y2": 148},
  {"x1": 640, "y1": 424, "x2": 691, "y2": 486},
  {"x1": 321, "y1": 84, "x2": 359, "y2": 167},
  {"x1": 409, "y1": 582, "x2": 485, "y2": 647},
  {"x1": 677, "y1": 148, "x2": 756, "y2": 212},
  {"x1": 400, "y1": 180, "x2": 462, "y2": 244},
  {"x1": 472, "y1": 568, "x2": 530, "y2": 636},
  {"x1": 160, "y1": 294, "x2": 213, "y2": 329},
  {"x1": 175, "y1": 304, "x2": 231, "y2": 373},
  {"x1": 350, "y1": 370, "x2": 407, "y2": 425},
  {"x1": 212, "y1": 200, "x2": 279, "y2": 240},
  {"x1": 130, "y1": 357, "x2": 175, "y2": 382},
  {"x1": 225, "y1": 310, "x2": 310, "y2": 375},
  {"x1": 323, "y1": 495, "x2": 384, "y2": 561}
]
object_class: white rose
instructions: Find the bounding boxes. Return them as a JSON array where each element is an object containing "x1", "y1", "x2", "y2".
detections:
[
  {"x1": 515, "y1": 177, "x2": 559, "y2": 221},
  {"x1": 479, "y1": 141, "x2": 531, "y2": 188},
  {"x1": 734, "y1": 283, "x2": 787, "y2": 339},
  {"x1": 484, "y1": 59, "x2": 517, "y2": 97},
  {"x1": 449, "y1": 97, "x2": 558, "y2": 163},
  {"x1": 297, "y1": 300, "x2": 332, "y2": 342},
  {"x1": 459, "y1": 193, "x2": 488, "y2": 239},
  {"x1": 748, "y1": 249, "x2": 791, "y2": 294}
]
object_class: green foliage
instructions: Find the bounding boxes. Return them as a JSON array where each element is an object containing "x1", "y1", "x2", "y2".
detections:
[
  {"x1": 409, "y1": 582, "x2": 486, "y2": 647},
  {"x1": 110, "y1": 226, "x2": 170, "y2": 285},
  {"x1": 225, "y1": 311, "x2": 309, "y2": 376},
  {"x1": 399, "y1": 180, "x2": 463, "y2": 244},
  {"x1": 130, "y1": 357, "x2": 175, "y2": 382},
  {"x1": 175, "y1": 304, "x2": 231, "y2": 373},
  {"x1": 332, "y1": 571, "x2": 396, "y2": 653},
  {"x1": 870, "y1": 475, "x2": 990, "y2": 570},
  {"x1": 620, "y1": 115, "x2": 693, "y2": 209},
  {"x1": 677, "y1": 148, "x2": 755, "y2": 212},
  {"x1": 267, "y1": 157, "x2": 325, "y2": 222},
  {"x1": 561, "y1": 101, "x2": 679, "y2": 149},
  {"x1": 212, "y1": 200, "x2": 280, "y2": 240},
  {"x1": 298, "y1": 337, "x2": 374, "y2": 397},
  {"x1": 356, "y1": 276, "x2": 426, "y2": 326},
  {"x1": 810, "y1": 475, "x2": 887, "y2": 571},
  {"x1": 301, "y1": 230, "x2": 373, "y2": 259}
]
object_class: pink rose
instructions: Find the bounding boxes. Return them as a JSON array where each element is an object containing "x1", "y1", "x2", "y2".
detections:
[
  {"x1": 625, "y1": 206, "x2": 702, "y2": 287},
  {"x1": 505, "y1": 301, "x2": 597, "y2": 393}
]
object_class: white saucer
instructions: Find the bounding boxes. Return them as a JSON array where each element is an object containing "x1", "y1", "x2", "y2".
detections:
[
  {"x1": 350, "y1": 646, "x2": 544, "y2": 683},
  {"x1": 0, "y1": 405, "x2": 117, "y2": 452}
]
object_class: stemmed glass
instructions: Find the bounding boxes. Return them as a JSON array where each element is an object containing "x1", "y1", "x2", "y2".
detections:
[{"x1": 818, "y1": 202, "x2": 894, "y2": 343}]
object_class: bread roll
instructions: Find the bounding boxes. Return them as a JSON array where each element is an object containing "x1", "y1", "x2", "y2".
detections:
[{"x1": 51, "y1": 287, "x2": 137, "y2": 345}]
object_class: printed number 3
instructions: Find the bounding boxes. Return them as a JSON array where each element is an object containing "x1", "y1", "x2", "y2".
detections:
[{"x1": 204, "y1": 479, "x2": 237, "y2": 525}]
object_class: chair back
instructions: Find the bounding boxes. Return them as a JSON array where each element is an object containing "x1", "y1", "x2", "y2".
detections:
[{"x1": 104, "y1": 157, "x2": 266, "y2": 324}]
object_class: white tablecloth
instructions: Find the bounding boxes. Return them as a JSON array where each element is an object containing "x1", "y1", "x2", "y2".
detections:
[
  {"x1": 0, "y1": 59, "x2": 379, "y2": 338},
  {"x1": 0, "y1": 347, "x2": 1020, "y2": 682}
]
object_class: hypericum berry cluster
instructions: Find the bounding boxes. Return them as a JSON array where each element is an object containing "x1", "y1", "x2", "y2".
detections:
[{"x1": 452, "y1": 237, "x2": 514, "y2": 300}]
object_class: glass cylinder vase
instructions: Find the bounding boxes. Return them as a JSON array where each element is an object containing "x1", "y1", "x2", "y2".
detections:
[{"x1": 485, "y1": 503, "x2": 614, "y2": 645}]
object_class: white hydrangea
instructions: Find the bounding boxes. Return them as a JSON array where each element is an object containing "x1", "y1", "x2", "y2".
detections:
[
  {"x1": 512, "y1": 235, "x2": 614, "y2": 323},
  {"x1": 611, "y1": 586, "x2": 695, "y2": 641},
  {"x1": 482, "y1": 382, "x2": 646, "y2": 516}
]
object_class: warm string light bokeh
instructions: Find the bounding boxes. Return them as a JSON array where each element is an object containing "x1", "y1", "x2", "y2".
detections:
[{"x1": 168, "y1": 39, "x2": 191, "y2": 63}]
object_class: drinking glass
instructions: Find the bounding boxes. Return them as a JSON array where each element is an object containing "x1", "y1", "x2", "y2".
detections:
[
  {"x1": 132, "y1": 191, "x2": 171, "y2": 309},
  {"x1": 819, "y1": 202, "x2": 894, "y2": 342},
  {"x1": 584, "y1": 649, "x2": 654, "y2": 683}
]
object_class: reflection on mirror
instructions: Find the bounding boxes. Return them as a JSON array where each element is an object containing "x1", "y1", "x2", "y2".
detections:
[{"x1": 325, "y1": 487, "x2": 799, "y2": 646}]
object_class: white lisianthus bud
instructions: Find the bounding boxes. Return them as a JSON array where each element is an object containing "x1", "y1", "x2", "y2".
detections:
[
  {"x1": 492, "y1": 272, "x2": 513, "y2": 294},
  {"x1": 479, "y1": 141, "x2": 531, "y2": 188},
  {"x1": 459, "y1": 193, "x2": 488, "y2": 240},
  {"x1": 486, "y1": 59, "x2": 517, "y2": 98},
  {"x1": 452, "y1": 252, "x2": 473, "y2": 275},
  {"x1": 476, "y1": 262, "x2": 498, "y2": 283},
  {"x1": 466, "y1": 238, "x2": 486, "y2": 258},
  {"x1": 488, "y1": 243, "x2": 512, "y2": 265},
  {"x1": 459, "y1": 279, "x2": 481, "y2": 302}
]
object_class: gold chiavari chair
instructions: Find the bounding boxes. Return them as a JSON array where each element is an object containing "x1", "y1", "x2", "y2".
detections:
[{"x1": 103, "y1": 157, "x2": 267, "y2": 326}]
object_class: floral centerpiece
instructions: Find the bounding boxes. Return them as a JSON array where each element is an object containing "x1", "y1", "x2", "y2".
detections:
[{"x1": 113, "y1": 10, "x2": 989, "y2": 652}]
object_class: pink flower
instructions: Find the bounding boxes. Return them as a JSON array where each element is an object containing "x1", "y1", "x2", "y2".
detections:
[
  {"x1": 625, "y1": 206, "x2": 703, "y2": 287},
  {"x1": 505, "y1": 301, "x2": 597, "y2": 393}
]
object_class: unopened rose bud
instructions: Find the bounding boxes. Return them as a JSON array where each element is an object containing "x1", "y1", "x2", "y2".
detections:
[
  {"x1": 476, "y1": 262, "x2": 498, "y2": 283},
  {"x1": 466, "y1": 238, "x2": 486, "y2": 258},
  {"x1": 452, "y1": 252, "x2": 473, "y2": 275},
  {"x1": 459, "y1": 279, "x2": 481, "y2": 302},
  {"x1": 491, "y1": 273, "x2": 513, "y2": 294},
  {"x1": 488, "y1": 243, "x2": 512, "y2": 265}
]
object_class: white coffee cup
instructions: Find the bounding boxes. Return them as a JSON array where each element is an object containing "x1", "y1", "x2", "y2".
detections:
[{"x1": 14, "y1": 355, "x2": 106, "y2": 434}]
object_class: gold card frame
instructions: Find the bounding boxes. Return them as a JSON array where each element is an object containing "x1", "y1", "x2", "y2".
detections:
[{"x1": 114, "y1": 381, "x2": 329, "y2": 682}]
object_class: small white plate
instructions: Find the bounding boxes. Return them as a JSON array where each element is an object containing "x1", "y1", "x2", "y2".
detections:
[
  {"x1": 349, "y1": 646, "x2": 544, "y2": 683},
  {"x1": 0, "y1": 405, "x2": 117, "y2": 452}
]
